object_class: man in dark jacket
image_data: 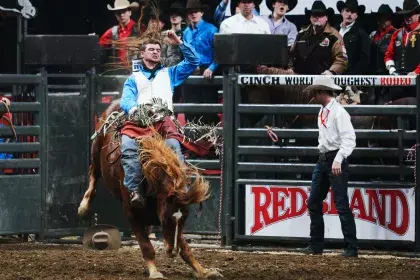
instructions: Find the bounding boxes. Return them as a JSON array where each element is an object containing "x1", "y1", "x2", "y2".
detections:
[
  {"x1": 336, "y1": 0, "x2": 370, "y2": 75},
  {"x1": 369, "y1": 4, "x2": 396, "y2": 104},
  {"x1": 290, "y1": 1, "x2": 348, "y2": 75}
]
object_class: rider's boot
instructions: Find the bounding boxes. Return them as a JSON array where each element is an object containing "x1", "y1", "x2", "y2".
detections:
[{"x1": 130, "y1": 189, "x2": 145, "y2": 208}]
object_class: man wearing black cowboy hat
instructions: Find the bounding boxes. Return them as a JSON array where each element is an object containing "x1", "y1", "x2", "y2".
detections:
[
  {"x1": 162, "y1": 2, "x2": 186, "y2": 67},
  {"x1": 145, "y1": 8, "x2": 169, "y2": 32},
  {"x1": 99, "y1": 0, "x2": 147, "y2": 68},
  {"x1": 335, "y1": 0, "x2": 370, "y2": 75},
  {"x1": 182, "y1": 0, "x2": 220, "y2": 125},
  {"x1": 385, "y1": 0, "x2": 420, "y2": 77},
  {"x1": 219, "y1": 0, "x2": 270, "y2": 34},
  {"x1": 290, "y1": 1, "x2": 347, "y2": 75},
  {"x1": 261, "y1": 0, "x2": 298, "y2": 46},
  {"x1": 369, "y1": 5, "x2": 396, "y2": 104},
  {"x1": 384, "y1": 0, "x2": 420, "y2": 101}
]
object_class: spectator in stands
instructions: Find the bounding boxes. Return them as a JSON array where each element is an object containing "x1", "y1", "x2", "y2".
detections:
[
  {"x1": 161, "y1": 2, "x2": 186, "y2": 110},
  {"x1": 384, "y1": 0, "x2": 420, "y2": 100},
  {"x1": 336, "y1": 0, "x2": 370, "y2": 75},
  {"x1": 261, "y1": 0, "x2": 298, "y2": 47},
  {"x1": 162, "y1": 2, "x2": 186, "y2": 67},
  {"x1": 290, "y1": 1, "x2": 348, "y2": 75},
  {"x1": 145, "y1": 8, "x2": 169, "y2": 33},
  {"x1": 99, "y1": 0, "x2": 146, "y2": 68},
  {"x1": 369, "y1": 4, "x2": 396, "y2": 104},
  {"x1": 219, "y1": 0, "x2": 270, "y2": 34},
  {"x1": 385, "y1": 0, "x2": 420, "y2": 76},
  {"x1": 213, "y1": 0, "x2": 259, "y2": 27},
  {"x1": 182, "y1": 0, "x2": 220, "y2": 125},
  {"x1": 0, "y1": 96, "x2": 13, "y2": 175}
]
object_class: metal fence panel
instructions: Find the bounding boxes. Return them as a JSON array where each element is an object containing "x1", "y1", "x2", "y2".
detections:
[{"x1": 0, "y1": 74, "x2": 44, "y2": 236}]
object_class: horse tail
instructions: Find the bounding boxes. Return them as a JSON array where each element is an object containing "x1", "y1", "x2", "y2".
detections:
[
  {"x1": 179, "y1": 166, "x2": 211, "y2": 205},
  {"x1": 138, "y1": 134, "x2": 211, "y2": 206}
]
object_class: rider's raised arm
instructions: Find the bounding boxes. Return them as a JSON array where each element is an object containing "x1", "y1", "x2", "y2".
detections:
[
  {"x1": 168, "y1": 41, "x2": 200, "y2": 90},
  {"x1": 120, "y1": 75, "x2": 138, "y2": 114}
]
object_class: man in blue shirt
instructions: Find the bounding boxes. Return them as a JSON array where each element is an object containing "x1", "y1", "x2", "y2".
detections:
[
  {"x1": 182, "y1": 0, "x2": 220, "y2": 125},
  {"x1": 120, "y1": 30, "x2": 200, "y2": 207}
]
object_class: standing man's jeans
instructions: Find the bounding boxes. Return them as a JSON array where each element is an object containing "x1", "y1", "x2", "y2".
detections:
[
  {"x1": 121, "y1": 134, "x2": 184, "y2": 192},
  {"x1": 308, "y1": 152, "x2": 357, "y2": 251}
]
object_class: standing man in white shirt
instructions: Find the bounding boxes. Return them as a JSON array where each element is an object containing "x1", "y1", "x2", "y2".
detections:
[
  {"x1": 219, "y1": 0, "x2": 270, "y2": 34},
  {"x1": 300, "y1": 76, "x2": 358, "y2": 258}
]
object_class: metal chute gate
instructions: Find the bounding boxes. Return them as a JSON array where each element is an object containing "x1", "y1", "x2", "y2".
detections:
[{"x1": 221, "y1": 72, "x2": 420, "y2": 251}]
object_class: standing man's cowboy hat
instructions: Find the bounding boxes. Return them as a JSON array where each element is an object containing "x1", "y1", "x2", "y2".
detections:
[
  {"x1": 230, "y1": 0, "x2": 263, "y2": 16},
  {"x1": 305, "y1": 1, "x2": 335, "y2": 18},
  {"x1": 396, "y1": 0, "x2": 420, "y2": 15},
  {"x1": 107, "y1": 0, "x2": 141, "y2": 11},
  {"x1": 82, "y1": 224, "x2": 121, "y2": 250},
  {"x1": 303, "y1": 76, "x2": 342, "y2": 93},
  {"x1": 266, "y1": 0, "x2": 298, "y2": 13},
  {"x1": 371, "y1": 4, "x2": 394, "y2": 18},
  {"x1": 337, "y1": 0, "x2": 366, "y2": 15}
]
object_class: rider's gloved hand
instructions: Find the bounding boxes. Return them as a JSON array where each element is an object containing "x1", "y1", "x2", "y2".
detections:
[{"x1": 128, "y1": 106, "x2": 138, "y2": 118}]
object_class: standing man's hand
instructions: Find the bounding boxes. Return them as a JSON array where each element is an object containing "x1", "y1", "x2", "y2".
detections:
[
  {"x1": 332, "y1": 161, "x2": 342, "y2": 176},
  {"x1": 408, "y1": 71, "x2": 418, "y2": 76},
  {"x1": 321, "y1": 70, "x2": 333, "y2": 75},
  {"x1": 166, "y1": 30, "x2": 183, "y2": 45},
  {"x1": 203, "y1": 68, "x2": 213, "y2": 79}
]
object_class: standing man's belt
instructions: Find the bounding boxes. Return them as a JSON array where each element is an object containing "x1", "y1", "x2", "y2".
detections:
[{"x1": 319, "y1": 150, "x2": 339, "y2": 161}]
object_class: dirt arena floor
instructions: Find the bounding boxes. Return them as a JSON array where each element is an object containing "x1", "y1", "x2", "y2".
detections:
[{"x1": 1, "y1": 242, "x2": 420, "y2": 280}]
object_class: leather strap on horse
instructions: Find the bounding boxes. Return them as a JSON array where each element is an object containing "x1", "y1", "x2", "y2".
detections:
[
  {"x1": 1, "y1": 100, "x2": 17, "y2": 142},
  {"x1": 102, "y1": 141, "x2": 121, "y2": 164}
]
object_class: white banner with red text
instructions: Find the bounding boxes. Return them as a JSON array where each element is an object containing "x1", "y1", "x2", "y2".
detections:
[
  {"x1": 245, "y1": 185, "x2": 415, "y2": 241},
  {"x1": 237, "y1": 75, "x2": 417, "y2": 87}
]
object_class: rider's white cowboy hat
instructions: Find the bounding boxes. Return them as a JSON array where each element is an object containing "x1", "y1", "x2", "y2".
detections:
[
  {"x1": 82, "y1": 224, "x2": 121, "y2": 250},
  {"x1": 303, "y1": 76, "x2": 342, "y2": 93},
  {"x1": 107, "y1": 0, "x2": 141, "y2": 11}
]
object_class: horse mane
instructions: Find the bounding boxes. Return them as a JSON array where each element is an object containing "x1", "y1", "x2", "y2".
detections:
[{"x1": 137, "y1": 133, "x2": 210, "y2": 205}]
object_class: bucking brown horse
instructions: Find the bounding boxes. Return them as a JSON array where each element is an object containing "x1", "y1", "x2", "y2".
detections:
[{"x1": 77, "y1": 99, "x2": 222, "y2": 279}]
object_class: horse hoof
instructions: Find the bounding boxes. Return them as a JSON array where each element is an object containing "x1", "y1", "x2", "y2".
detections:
[
  {"x1": 205, "y1": 269, "x2": 223, "y2": 279},
  {"x1": 194, "y1": 269, "x2": 223, "y2": 279},
  {"x1": 77, "y1": 200, "x2": 90, "y2": 217},
  {"x1": 149, "y1": 271, "x2": 166, "y2": 279}
]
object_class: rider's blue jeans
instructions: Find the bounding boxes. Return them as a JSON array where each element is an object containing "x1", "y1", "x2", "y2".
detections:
[{"x1": 121, "y1": 134, "x2": 184, "y2": 192}]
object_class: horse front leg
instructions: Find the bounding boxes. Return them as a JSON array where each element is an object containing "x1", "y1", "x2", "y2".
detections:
[
  {"x1": 175, "y1": 210, "x2": 223, "y2": 279},
  {"x1": 122, "y1": 198, "x2": 165, "y2": 279}
]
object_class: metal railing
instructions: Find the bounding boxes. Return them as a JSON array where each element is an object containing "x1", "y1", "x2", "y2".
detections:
[{"x1": 0, "y1": 72, "x2": 47, "y2": 238}]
